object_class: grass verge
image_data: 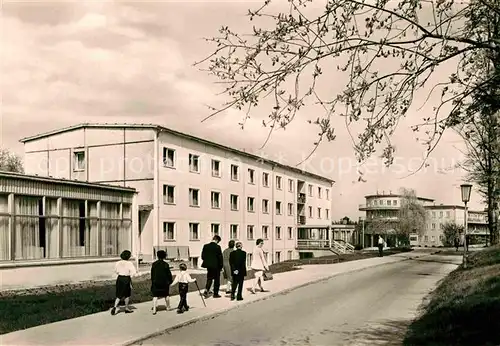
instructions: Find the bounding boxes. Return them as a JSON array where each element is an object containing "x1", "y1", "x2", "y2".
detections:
[
  {"x1": 404, "y1": 245, "x2": 500, "y2": 346},
  {"x1": 0, "y1": 247, "x2": 410, "y2": 334}
]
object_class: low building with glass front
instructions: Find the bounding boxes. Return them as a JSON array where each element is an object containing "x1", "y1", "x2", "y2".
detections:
[{"x1": 0, "y1": 171, "x2": 137, "y2": 291}]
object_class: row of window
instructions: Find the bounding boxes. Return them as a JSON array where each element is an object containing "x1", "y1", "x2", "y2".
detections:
[
  {"x1": 369, "y1": 199, "x2": 398, "y2": 207},
  {"x1": 244, "y1": 250, "x2": 293, "y2": 266},
  {"x1": 163, "y1": 148, "x2": 330, "y2": 199},
  {"x1": 163, "y1": 222, "x2": 296, "y2": 242},
  {"x1": 163, "y1": 186, "x2": 330, "y2": 219},
  {"x1": 429, "y1": 211, "x2": 452, "y2": 219}
]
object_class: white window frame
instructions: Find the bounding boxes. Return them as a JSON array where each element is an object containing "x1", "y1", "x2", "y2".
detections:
[
  {"x1": 262, "y1": 199, "x2": 269, "y2": 214},
  {"x1": 230, "y1": 224, "x2": 239, "y2": 239},
  {"x1": 163, "y1": 148, "x2": 176, "y2": 168},
  {"x1": 248, "y1": 168, "x2": 255, "y2": 184},
  {"x1": 211, "y1": 223, "x2": 220, "y2": 237},
  {"x1": 262, "y1": 225, "x2": 269, "y2": 239},
  {"x1": 276, "y1": 201, "x2": 282, "y2": 215},
  {"x1": 163, "y1": 185, "x2": 175, "y2": 204},
  {"x1": 189, "y1": 154, "x2": 200, "y2": 173},
  {"x1": 276, "y1": 176, "x2": 282, "y2": 190},
  {"x1": 211, "y1": 159, "x2": 221, "y2": 177},
  {"x1": 275, "y1": 226, "x2": 282, "y2": 240},
  {"x1": 262, "y1": 172, "x2": 269, "y2": 187},
  {"x1": 163, "y1": 222, "x2": 175, "y2": 241},
  {"x1": 247, "y1": 197, "x2": 255, "y2": 212},
  {"x1": 211, "y1": 191, "x2": 220, "y2": 209},
  {"x1": 189, "y1": 188, "x2": 200, "y2": 207},
  {"x1": 231, "y1": 164, "x2": 239, "y2": 181},
  {"x1": 287, "y1": 203, "x2": 294, "y2": 216},
  {"x1": 230, "y1": 194, "x2": 239, "y2": 211},
  {"x1": 189, "y1": 223, "x2": 200, "y2": 241},
  {"x1": 73, "y1": 150, "x2": 85, "y2": 171},
  {"x1": 247, "y1": 225, "x2": 254, "y2": 240}
]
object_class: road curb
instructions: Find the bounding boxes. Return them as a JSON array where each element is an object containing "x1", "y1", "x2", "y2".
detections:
[{"x1": 120, "y1": 255, "x2": 419, "y2": 346}]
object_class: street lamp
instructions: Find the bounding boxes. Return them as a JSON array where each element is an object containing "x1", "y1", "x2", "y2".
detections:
[{"x1": 460, "y1": 183, "x2": 472, "y2": 268}]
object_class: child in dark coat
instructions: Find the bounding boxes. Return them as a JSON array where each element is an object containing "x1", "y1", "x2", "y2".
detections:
[{"x1": 151, "y1": 250, "x2": 173, "y2": 315}]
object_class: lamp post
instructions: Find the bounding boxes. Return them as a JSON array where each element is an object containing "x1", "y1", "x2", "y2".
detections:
[{"x1": 460, "y1": 183, "x2": 472, "y2": 268}]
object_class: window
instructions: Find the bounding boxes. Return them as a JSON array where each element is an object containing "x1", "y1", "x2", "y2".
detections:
[
  {"x1": 211, "y1": 223, "x2": 220, "y2": 237},
  {"x1": 432, "y1": 223, "x2": 436, "y2": 229},
  {"x1": 73, "y1": 150, "x2": 85, "y2": 171},
  {"x1": 393, "y1": 199, "x2": 397, "y2": 205},
  {"x1": 326, "y1": 209, "x2": 330, "y2": 220},
  {"x1": 189, "y1": 223, "x2": 200, "y2": 240},
  {"x1": 326, "y1": 189, "x2": 330, "y2": 200},
  {"x1": 439, "y1": 211, "x2": 443, "y2": 218},
  {"x1": 248, "y1": 169, "x2": 255, "y2": 184},
  {"x1": 262, "y1": 225, "x2": 269, "y2": 239},
  {"x1": 432, "y1": 211, "x2": 436, "y2": 218},
  {"x1": 230, "y1": 194, "x2": 239, "y2": 211},
  {"x1": 231, "y1": 164, "x2": 239, "y2": 181},
  {"x1": 211, "y1": 191, "x2": 220, "y2": 209},
  {"x1": 230, "y1": 224, "x2": 239, "y2": 239},
  {"x1": 211, "y1": 160, "x2": 221, "y2": 177},
  {"x1": 318, "y1": 187, "x2": 322, "y2": 198},
  {"x1": 276, "y1": 176, "x2": 282, "y2": 189},
  {"x1": 446, "y1": 211, "x2": 451, "y2": 218},
  {"x1": 287, "y1": 227, "x2": 293, "y2": 239},
  {"x1": 431, "y1": 235, "x2": 435, "y2": 241},
  {"x1": 387, "y1": 200, "x2": 392, "y2": 206},
  {"x1": 189, "y1": 189, "x2": 200, "y2": 207},
  {"x1": 163, "y1": 148, "x2": 175, "y2": 168},
  {"x1": 276, "y1": 201, "x2": 282, "y2": 215},
  {"x1": 276, "y1": 226, "x2": 282, "y2": 239},
  {"x1": 287, "y1": 203, "x2": 294, "y2": 216},
  {"x1": 247, "y1": 225, "x2": 254, "y2": 240},
  {"x1": 317, "y1": 208, "x2": 321, "y2": 219},
  {"x1": 288, "y1": 179, "x2": 294, "y2": 192},
  {"x1": 424, "y1": 235, "x2": 429, "y2": 241},
  {"x1": 247, "y1": 197, "x2": 255, "y2": 212},
  {"x1": 308, "y1": 206, "x2": 313, "y2": 218},
  {"x1": 163, "y1": 222, "x2": 175, "y2": 241},
  {"x1": 308, "y1": 184, "x2": 313, "y2": 196},
  {"x1": 262, "y1": 199, "x2": 269, "y2": 213},
  {"x1": 189, "y1": 154, "x2": 200, "y2": 173},
  {"x1": 287, "y1": 250, "x2": 293, "y2": 260},
  {"x1": 275, "y1": 251, "x2": 281, "y2": 263},
  {"x1": 262, "y1": 172, "x2": 269, "y2": 187},
  {"x1": 163, "y1": 185, "x2": 175, "y2": 204}
]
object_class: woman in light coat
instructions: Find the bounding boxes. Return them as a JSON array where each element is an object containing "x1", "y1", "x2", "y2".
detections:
[{"x1": 250, "y1": 238, "x2": 269, "y2": 294}]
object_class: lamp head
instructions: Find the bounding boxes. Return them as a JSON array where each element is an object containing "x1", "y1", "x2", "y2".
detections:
[{"x1": 460, "y1": 184, "x2": 472, "y2": 203}]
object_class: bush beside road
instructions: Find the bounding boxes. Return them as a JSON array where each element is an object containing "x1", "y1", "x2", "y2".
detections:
[
  {"x1": 404, "y1": 245, "x2": 500, "y2": 345},
  {"x1": 0, "y1": 248, "x2": 411, "y2": 334}
]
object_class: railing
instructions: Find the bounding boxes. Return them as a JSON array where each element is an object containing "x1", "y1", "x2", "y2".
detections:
[
  {"x1": 297, "y1": 215, "x2": 306, "y2": 225},
  {"x1": 334, "y1": 239, "x2": 355, "y2": 252},
  {"x1": 297, "y1": 239, "x2": 330, "y2": 249},
  {"x1": 297, "y1": 193, "x2": 306, "y2": 204}
]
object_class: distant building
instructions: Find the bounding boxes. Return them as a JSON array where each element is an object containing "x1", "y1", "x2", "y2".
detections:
[
  {"x1": 20, "y1": 123, "x2": 334, "y2": 266},
  {"x1": 358, "y1": 192, "x2": 434, "y2": 247},
  {"x1": 359, "y1": 192, "x2": 489, "y2": 247},
  {"x1": 0, "y1": 171, "x2": 137, "y2": 290}
]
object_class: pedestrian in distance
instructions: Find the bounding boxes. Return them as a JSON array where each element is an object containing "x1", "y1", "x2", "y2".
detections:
[
  {"x1": 201, "y1": 235, "x2": 224, "y2": 298},
  {"x1": 111, "y1": 250, "x2": 137, "y2": 316},
  {"x1": 454, "y1": 235, "x2": 460, "y2": 251},
  {"x1": 222, "y1": 240, "x2": 236, "y2": 296},
  {"x1": 250, "y1": 238, "x2": 269, "y2": 294},
  {"x1": 150, "y1": 250, "x2": 173, "y2": 315},
  {"x1": 229, "y1": 241, "x2": 247, "y2": 301},
  {"x1": 170, "y1": 262, "x2": 196, "y2": 314},
  {"x1": 378, "y1": 235, "x2": 384, "y2": 257}
]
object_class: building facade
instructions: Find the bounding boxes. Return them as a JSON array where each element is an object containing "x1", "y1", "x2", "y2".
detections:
[
  {"x1": 423, "y1": 205, "x2": 488, "y2": 246},
  {"x1": 21, "y1": 123, "x2": 334, "y2": 266},
  {"x1": 359, "y1": 193, "x2": 489, "y2": 247},
  {"x1": 359, "y1": 192, "x2": 434, "y2": 247},
  {"x1": 0, "y1": 171, "x2": 137, "y2": 290}
]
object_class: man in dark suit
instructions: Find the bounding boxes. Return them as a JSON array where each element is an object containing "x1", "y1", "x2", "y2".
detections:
[
  {"x1": 201, "y1": 235, "x2": 223, "y2": 298},
  {"x1": 229, "y1": 241, "x2": 247, "y2": 301}
]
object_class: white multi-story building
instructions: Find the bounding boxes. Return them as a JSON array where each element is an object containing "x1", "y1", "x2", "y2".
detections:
[
  {"x1": 359, "y1": 192, "x2": 489, "y2": 247},
  {"x1": 423, "y1": 205, "x2": 488, "y2": 247},
  {"x1": 21, "y1": 123, "x2": 334, "y2": 266}
]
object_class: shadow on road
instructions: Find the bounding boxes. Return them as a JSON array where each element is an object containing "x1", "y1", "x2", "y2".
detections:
[{"x1": 342, "y1": 320, "x2": 411, "y2": 345}]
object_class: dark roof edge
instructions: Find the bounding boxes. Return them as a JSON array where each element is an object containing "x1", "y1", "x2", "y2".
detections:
[
  {"x1": 364, "y1": 194, "x2": 434, "y2": 201},
  {"x1": 0, "y1": 171, "x2": 137, "y2": 193},
  {"x1": 19, "y1": 123, "x2": 335, "y2": 185}
]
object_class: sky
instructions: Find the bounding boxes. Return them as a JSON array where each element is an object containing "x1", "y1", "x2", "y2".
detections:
[{"x1": 0, "y1": 0, "x2": 485, "y2": 219}]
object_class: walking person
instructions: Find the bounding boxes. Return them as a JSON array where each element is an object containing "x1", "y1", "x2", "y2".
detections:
[
  {"x1": 229, "y1": 241, "x2": 247, "y2": 301},
  {"x1": 250, "y1": 238, "x2": 269, "y2": 294},
  {"x1": 150, "y1": 250, "x2": 173, "y2": 315},
  {"x1": 378, "y1": 235, "x2": 385, "y2": 257},
  {"x1": 201, "y1": 235, "x2": 224, "y2": 298},
  {"x1": 111, "y1": 250, "x2": 137, "y2": 316},
  {"x1": 454, "y1": 235, "x2": 460, "y2": 251},
  {"x1": 170, "y1": 263, "x2": 196, "y2": 314},
  {"x1": 222, "y1": 240, "x2": 236, "y2": 296}
]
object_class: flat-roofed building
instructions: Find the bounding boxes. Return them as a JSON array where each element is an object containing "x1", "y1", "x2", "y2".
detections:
[{"x1": 20, "y1": 123, "x2": 334, "y2": 266}]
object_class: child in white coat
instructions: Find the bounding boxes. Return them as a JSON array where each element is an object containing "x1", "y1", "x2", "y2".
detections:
[{"x1": 170, "y1": 263, "x2": 196, "y2": 314}]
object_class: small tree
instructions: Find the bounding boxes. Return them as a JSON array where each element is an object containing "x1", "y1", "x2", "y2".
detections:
[
  {"x1": 397, "y1": 188, "x2": 427, "y2": 246},
  {"x1": 442, "y1": 222, "x2": 464, "y2": 247},
  {"x1": 0, "y1": 149, "x2": 23, "y2": 173}
]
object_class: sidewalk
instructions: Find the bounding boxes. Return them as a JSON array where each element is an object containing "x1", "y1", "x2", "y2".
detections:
[{"x1": 0, "y1": 252, "x2": 423, "y2": 346}]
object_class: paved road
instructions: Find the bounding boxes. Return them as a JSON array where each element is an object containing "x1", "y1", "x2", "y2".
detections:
[{"x1": 136, "y1": 255, "x2": 460, "y2": 346}]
